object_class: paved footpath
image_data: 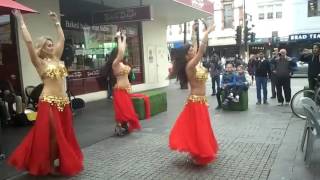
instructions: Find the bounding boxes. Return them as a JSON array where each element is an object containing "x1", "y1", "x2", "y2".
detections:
[{"x1": 7, "y1": 79, "x2": 320, "y2": 180}]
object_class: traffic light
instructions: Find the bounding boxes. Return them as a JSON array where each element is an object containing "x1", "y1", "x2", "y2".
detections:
[
  {"x1": 251, "y1": 32, "x2": 256, "y2": 42},
  {"x1": 235, "y1": 26, "x2": 242, "y2": 46},
  {"x1": 243, "y1": 26, "x2": 251, "y2": 45}
]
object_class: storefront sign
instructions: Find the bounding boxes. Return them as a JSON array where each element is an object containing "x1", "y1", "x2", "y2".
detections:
[
  {"x1": 172, "y1": 0, "x2": 213, "y2": 14},
  {"x1": 289, "y1": 33, "x2": 320, "y2": 41},
  {"x1": 92, "y1": 6, "x2": 152, "y2": 24},
  {"x1": 68, "y1": 71, "x2": 84, "y2": 79},
  {"x1": 86, "y1": 70, "x2": 100, "y2": 78}
]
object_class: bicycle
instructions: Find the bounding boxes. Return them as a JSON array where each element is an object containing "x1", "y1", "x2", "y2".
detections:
[{"x1": 290, "y1": 75, "x2": 320, "y2": 119}]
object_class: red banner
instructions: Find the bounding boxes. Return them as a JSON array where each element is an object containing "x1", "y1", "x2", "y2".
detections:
[{"x1": 173, "y1": 0, "x2": 213, "y2": 14}]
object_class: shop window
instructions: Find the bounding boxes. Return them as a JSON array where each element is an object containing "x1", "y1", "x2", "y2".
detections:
[
  {"x1": 223, "y1": 4, "x2": 234, "y2": 29},
  {"x1": 276, "y1": 12, "x2": 282, "y2": 19},
  {"x1": 258, "y1": 13, "x2": 265, "y2": 20},
  {"x1": 308, "y1": 0, "x2": 320, "y2": 17},
  {"x1": 62, "y1": 19, "x2": 143, "y2": 95},
  {"x1": 267, "y1": 12, "x2": 273, "y2": 19}
]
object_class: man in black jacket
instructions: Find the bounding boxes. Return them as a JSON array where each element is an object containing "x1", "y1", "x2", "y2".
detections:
[
  {"x1": 254, "y1": 52, "x2": 271, "y2": 105},
  {"x1": 300, "y1": 42, "x2": 320, "y2": 90}
]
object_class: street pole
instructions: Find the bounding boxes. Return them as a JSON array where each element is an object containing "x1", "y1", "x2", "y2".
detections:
[
  {"x1": 183, "y1": 22, "x2": 187, "y2": 44},
  {"x1": 243, "y1": 0, "x2": 248, "y2": 61}
]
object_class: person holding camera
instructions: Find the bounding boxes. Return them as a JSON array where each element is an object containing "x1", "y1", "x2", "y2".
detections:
[
  {"x1": 300, "y1": 42, "x2": 320, "y2": 90},
  {"x1": 273, "y1": 49, "x2": 296, "y2": 106}
]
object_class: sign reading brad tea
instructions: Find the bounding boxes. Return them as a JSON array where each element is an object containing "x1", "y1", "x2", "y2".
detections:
[
  {"x1": 289, "y1": 33, "x2": 320, "y2": 41},
  {"x1": 92, "y1": 6, "x2": 152, "y2": 24}
]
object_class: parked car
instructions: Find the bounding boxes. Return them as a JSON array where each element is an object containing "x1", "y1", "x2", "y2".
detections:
[{"x1": 292, "y1": 60, "x2": 308, "y2": 78}]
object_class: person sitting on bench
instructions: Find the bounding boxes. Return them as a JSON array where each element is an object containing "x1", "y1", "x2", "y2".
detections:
[{"x1": 221, "y1": 63, "x2": 236, "y2": 106}]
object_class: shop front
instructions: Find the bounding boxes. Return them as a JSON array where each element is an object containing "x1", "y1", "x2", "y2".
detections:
[
  {"x1": 60, "y1": 0, "x2": 145, "y2": 95},
  {"x1": 286, "y1": 32, "x2": 320, "y2": 58}
]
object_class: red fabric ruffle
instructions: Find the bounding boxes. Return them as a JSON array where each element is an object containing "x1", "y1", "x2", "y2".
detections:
[
  {"x1": 113, "y1": 88, "x2": 141, "y2": 131},
  {"x1": 8, "y1": 101, "x2": 83, "y2": 176},
  {"x1": 169, "y1": 101, "x2": 218, "y2": 165}
]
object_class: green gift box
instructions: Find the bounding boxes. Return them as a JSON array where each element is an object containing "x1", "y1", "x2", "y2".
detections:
[
  {"x1": 221, "y1": 90, "x2": 248, "y2": 111},
  {"x1": 131, "y1": 89, "x2": 167, "y2": 120}
]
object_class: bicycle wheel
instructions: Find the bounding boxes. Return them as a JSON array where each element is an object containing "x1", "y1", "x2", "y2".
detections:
[{"x1": 290, "y1": 89, "x2": 315, "y2": 119}]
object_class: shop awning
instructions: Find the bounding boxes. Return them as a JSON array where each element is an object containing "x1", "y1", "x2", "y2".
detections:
[
  {"x1": 82, "y1": 0, "x2": 213, "y2": 25},
  {"x1": 0, "y1": 0, "x2": 37, "y2": 15}
]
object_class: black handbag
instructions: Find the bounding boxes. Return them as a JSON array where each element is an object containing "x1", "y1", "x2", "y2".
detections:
[
  {"x1": 71, "y1": 98, "x2": 85, "y2": 110},
  {"x1": 67, "y1": 90, "x2": 85, "y2": 110}
]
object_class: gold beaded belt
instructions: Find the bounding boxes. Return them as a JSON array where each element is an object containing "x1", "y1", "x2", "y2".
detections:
[
  {"x1": 40, "y1": 95, "x2": 70, "y2": 111},
  {"x1": 186, "y1": 95, "x2": 208, "y2": 105},
  {"x1": 114, "y1": 85, "x2": 132, "y2": 93}
]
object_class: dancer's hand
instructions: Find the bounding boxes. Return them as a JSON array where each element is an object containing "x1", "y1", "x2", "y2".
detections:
[
  {"x1": 206, "y1": 24, "x2": 215, "y2": 33},
  {"x1": 48, "y1": 11, "x2": 58, "y2": 22}
]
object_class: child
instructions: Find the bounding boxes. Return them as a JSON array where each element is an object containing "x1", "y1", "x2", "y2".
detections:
[
  {"x1": 233, "y1": 65, "x2": 249, "y2": 102},
  {"x1": 222, "y1": 63, "x2": 236, "y2": 106}
]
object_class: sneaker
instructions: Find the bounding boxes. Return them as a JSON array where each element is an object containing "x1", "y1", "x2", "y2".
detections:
[
  {"x1": 215, "y1": 106, "x2": 222, "y2": 110},
  {"x1": 256, "y1": 102, "x2": 261, "y2": 105},
  {"x1": 263, "y1": 100, "x2": 269, "y2": 104},
  {"x1": 211, "y1": 93, "x2": 216, "y2": 96},
  {"x1": 277, "y1": 102, "x2": 284, "y2": 106},
  {"x1": 270, "y1": 96, "x2": 276, "y2": 99},
  {"x1": 223, "y1": 99, "x2": 229, "y2": 106},
  {"x1": 235, "y1": 95, "x2": 240, "y2": 102},
  {"x1": 228, "y1": 93, "x2": 234, "y2": 98}
]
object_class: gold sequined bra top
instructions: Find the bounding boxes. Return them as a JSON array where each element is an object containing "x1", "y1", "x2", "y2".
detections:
[
  {"x1": 117, "y1": 65, "x2": 130, "y2": 76},
  {"x1": 195, "y1": 66, "x2": 208, "y2": 82},
  {"x1": 40, "y1": 95, "x2": 70, "y2": 111},
  {"x1": 41, "y1": 61, "x2": 68, "y2": 79},
  {"x1": 187, "y1": 95, "x2": 208, "y2": 105}
]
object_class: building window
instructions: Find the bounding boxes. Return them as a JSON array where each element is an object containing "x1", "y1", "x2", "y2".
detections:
[
  {"x1": 308, "y1": 0, "x2": 320, "y2": 17},
  {"x1": 223, "y1": 4, "x2": 234, "y2": 28},
  {"x1": 276, "y1": 12, "x2": 282, "y2": 18},
  {"x1": 258, "y1": 13, "x2": 265, "y2": 20},
  {"x1": 62, "y1": 18, "x2": 144, "y2": 94},
  {"x1": 267, "y1": 12, "x2": 273, "y2": 19}
]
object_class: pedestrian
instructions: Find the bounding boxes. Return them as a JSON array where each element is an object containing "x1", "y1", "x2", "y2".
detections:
[
  {"x1": 108, "y1": 31, "x2": 141, "y2": 136},
  {"x1": 169, "y1": 23, "x2": 218, "y2": 165},
  {"x1": 247, "y1": 54, "x2": 256, "y2": 84},
  {"x1": 273, "y1": 49, "x2": 296, "y2": 106},
  {"x1": 254, "y1": 51, "x2": 271, "y2": 105},
  {"x1": 269, "y1": 49, "x2": 279, "y2": 99},
  {"x1": 300, "y1": 42, "x2": 320, "y2": 90},
  {"x1": 102, "y1": 54, "x2": 115, "y2": 99},
  {"x1": 208, "y1": 48, "x2": 222, "y2": 96},
  {"x1": 8, "y1": 10, "x2": 83, "y2": 176}
]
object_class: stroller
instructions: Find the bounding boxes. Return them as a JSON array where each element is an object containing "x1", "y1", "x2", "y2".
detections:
[{"x1": 26, "y1": 83, "x2": 85, "y2": 113}]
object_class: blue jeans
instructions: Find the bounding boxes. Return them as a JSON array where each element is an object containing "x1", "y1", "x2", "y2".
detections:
[{"x1": 256, "y1": 76, "x2": 268, "y2": 102}]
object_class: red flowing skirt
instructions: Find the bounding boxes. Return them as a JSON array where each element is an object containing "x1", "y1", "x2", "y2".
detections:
[
  {"x1": 169, "y1": 101, "x2": 218, "y2": 165},
  {"x1": 7, "y1": 101, "x2": 83, "y2": 176},
  {"x1": 113, "y1": 88, "x2": 141, "y2": 132}
]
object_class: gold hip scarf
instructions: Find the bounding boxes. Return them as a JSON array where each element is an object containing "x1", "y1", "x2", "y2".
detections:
[
  {"x1": 186, "y1": 95, "x2": 209, "y2": 106},
  {"x1": 40, "y1": 95, "x2": 70, "y2": 111},
  {"x1": 114, "y1": 85, "x2": 132, "y2": 93}
]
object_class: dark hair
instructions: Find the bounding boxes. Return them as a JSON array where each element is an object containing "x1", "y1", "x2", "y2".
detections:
[
  {"x1": 313, "y1": 42, "x2": 320, "y2": 48},
  {"x1": 172, "y1": 44, "x2": 191, "y2": 84},
  {"x1": 225, "y1": 62, "x2": 234, "y2": 68}
]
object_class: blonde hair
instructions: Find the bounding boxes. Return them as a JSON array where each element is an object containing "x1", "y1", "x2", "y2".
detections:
[{"x1": 35, "y1": 36, "x2": 53, "y2": 57}]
